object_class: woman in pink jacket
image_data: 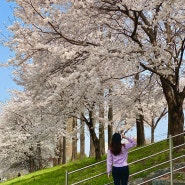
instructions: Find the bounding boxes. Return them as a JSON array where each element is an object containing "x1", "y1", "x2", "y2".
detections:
[{"x1": 107, "y1": 133, "x2": 136, "y2": 185}]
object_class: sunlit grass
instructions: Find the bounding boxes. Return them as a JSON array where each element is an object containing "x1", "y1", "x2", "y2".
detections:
[{"x1": 1, "y1": 139, "x2": 184, "y2": 185}]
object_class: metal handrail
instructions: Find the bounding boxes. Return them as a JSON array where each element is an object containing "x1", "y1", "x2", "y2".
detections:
[
  {"x1": 138, "y1": 171, "x2": 171, "y2": 185},
  {"x1": 171, "y1": 132, "x2": 184, "y2": 138},
  {"x1": 71, "y1": 172, "x2": 107, "y2": 185},
  {"x1": 67, "y1": 138, "x2": 168, "y2": 176},
  {"x1": 137, "y1": 164, "x2": 185, "y2": 185},
  {"x1": 172, "y1": 154, "x2": 185, "y2": 162},
  {"x1": 173, "y1": 143, "x2": 185, "y2": 150},
  {"x1": 129, "y1": 148, "x2": 169, "y2": 165},
  {"x1": 68, "y1": 160, "x2": 106, "y2": 175},
  {"x1": 128, "y1": 138, "x2": 167, "y2": 154},
  {"x1": 66, "y1": 132, "x2": 185, "y2": 185},
  {"x1": 130, "y1": 159, "x2": 171, "y2": 177},
  {"x1": 173, "y1": 165, "x2": 185, "y2": 173}
]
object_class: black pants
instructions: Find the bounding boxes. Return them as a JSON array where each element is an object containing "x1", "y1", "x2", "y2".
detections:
[{"x1": 112, "y1": 166, "x2": 129, "y2": 185}]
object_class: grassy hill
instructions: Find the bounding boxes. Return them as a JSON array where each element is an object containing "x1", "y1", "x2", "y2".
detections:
[{"x1": 1, "y1": 139, "x2": 185, "y2": 185}]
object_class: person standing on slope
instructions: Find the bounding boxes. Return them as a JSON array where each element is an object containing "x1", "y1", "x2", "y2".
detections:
[{"x1": 107, "y1": 133, "x2": 136, "y2": 185}]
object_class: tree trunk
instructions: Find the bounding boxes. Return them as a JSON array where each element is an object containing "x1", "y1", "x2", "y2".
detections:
[
  {"x1": 53, "y1": 137, "x2": 63, "y2": 166},
  {"x1": 108, "y1": 93, "x2": 113, "y2": 147},
  {"x1": 28, "y1": 156, "x2": 35, "y2": 172},
  {"x1": 71, "y1": 117, "x2": 77, "y2": 161},
  {"x1": 53, "y1": 144, "x2": 58, "y2": 166},
  {"x1": 62, "y1": 135, "x2": 66, "y2": 164},
  {"x1": 83, "y1": 111, "x2": 101, "y2": 160},
  {"x1": 168, "y1": 99, "x2": 184, "y2": 146},
  {"x1": 28, "y1": 146, "x2": 35, "y2": 172},
  {"x1": 135, "y1": 71, "x2": 145, "y2": 146},
  {"x1": 99, "y1": 103, "x2": 105, "y2": 156},
  {"x1": 151, "y1": 118, "x2": 155, "y2": 143},
  {"x1": 58, "y1": 137, "x2": 63, "y2": 164},
  {"x1": 80, "y1": 116, "x2": 85, "y2": 159},
  {"x1": 161, "y1": 77, "x2": 185, "y2": 147},
  {"x1": 136, "y1": 113, "x2": 145, "y2": 146},
  {"x1": 36, "y1": 142, "x2": 42, "y2": 170},
  {"x1": 90, "y1": 131, "x2": 101, "y2": 160},
  {"x1": 87, "y1": 111, "x2": 95, "y2": 157},
  {"x1": 53, "y1": 158, "x2": 58, "y2": 166},
  {"x1": 89, "y1": 136, "x2": 95, "y2": 157},
  {"x1": 99, "y1": 125, "x2": 105, "y2": 156}
]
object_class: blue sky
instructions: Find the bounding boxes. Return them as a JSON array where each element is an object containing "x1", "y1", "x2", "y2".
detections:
[{"x1": 0, "y1": 0, "x2": 20, "y2": 102}]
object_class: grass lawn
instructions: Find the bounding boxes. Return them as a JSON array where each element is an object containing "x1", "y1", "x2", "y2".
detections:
[{"x1": 1, "y1": 139, "x2": 185, "y2": 185}]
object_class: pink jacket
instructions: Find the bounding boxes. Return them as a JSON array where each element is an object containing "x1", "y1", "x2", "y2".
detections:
[{"x1": 107, "y1": 138, "x2": 136, "y2": 175}]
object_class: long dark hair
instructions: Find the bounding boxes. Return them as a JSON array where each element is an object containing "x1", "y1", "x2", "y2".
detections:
[{"x1": 110, "y1": 133, "x2": 123, "y2": 155}]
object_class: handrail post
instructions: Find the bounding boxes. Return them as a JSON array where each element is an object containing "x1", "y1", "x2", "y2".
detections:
[
  {"x1": 169, "y1": 135, "x2": 173, "y2": 185},
  {"x1": 66, "y1": 170, "x2": 68, "y2": 185}
]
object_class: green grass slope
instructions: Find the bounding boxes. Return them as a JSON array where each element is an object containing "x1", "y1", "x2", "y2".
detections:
[{"x1": 1, "y1": 139, "x2": 185, "y2": 185}]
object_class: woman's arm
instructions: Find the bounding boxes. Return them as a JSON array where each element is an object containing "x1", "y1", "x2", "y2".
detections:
[{"x1": 122, "y1": 135, "x2": 136, "y2": 149}]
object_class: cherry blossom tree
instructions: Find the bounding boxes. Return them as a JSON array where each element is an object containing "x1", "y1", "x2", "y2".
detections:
[
  {"x1": 73, "y1": 0, "x2": 185, "y2": 146},
  {"x1": 0, "y1": 90, "x2": 67, "y2": 172},
  {"x1": 3, "y1": 1, "x2": 136, "y2": 161},
  {"x1": 140, "y1": 76, "x2": 168, "y2": 142},
  {"x1": 5, "y1": 0, "x2": 184, "y2": 155},
  {"x1": 88, "y1": 0, "x2": 185, "y2": 146}
]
